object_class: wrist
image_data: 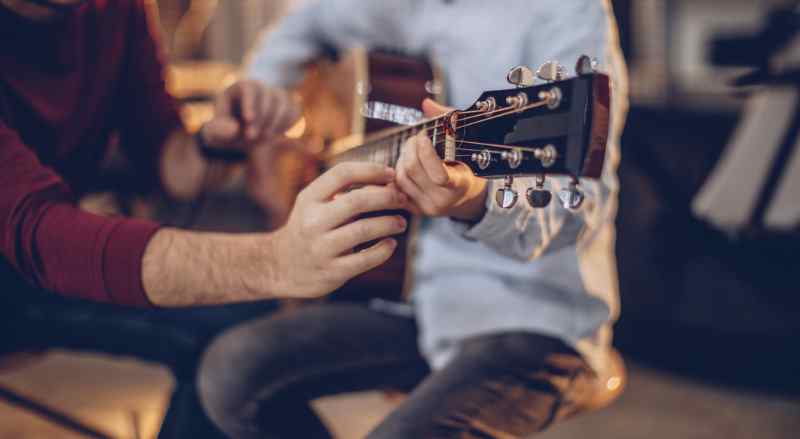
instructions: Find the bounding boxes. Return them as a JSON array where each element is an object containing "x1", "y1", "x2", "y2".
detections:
[
  {"x1": 239, "y1": 231, "x2": 284, "y2": 298},
  {"x1": 161, "y1": 130, "x2": 209, "y2": 201}
]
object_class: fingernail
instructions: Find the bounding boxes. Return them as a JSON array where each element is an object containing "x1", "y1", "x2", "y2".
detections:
[
  {"x1": 396, "y1": 216, "x2": 407, "y2": 230},
  {"x1": 385, "y1": 168, "x2": 396, "y2": 178},
  {"x1": 386, "y1": 238, "x2": 398, "y2": 248}
]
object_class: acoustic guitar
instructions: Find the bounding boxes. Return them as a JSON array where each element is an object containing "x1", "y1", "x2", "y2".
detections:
[{"x1": 283, "y1": 49, "x2": 610, "y2": 301}]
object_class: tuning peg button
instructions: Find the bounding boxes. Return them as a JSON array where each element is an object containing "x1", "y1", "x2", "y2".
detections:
[
  {"x1": 536, "y1": 61, "x2": 565, "y2": 82},
  {"x1": 500, "y1": 148, "x2": 523, "y2": 169},
  {"x1": 495, "y1": 176, "x2": 518, "y2": 209},
  {"x1": 575, "y1": 55, "x2": 594, "y2": 75},
  {"x1": 558, "y1": 181, "x2": 585, "y2": 210},
  {"x1": 506, "y1": 92, "x2": 529, "y2": 108},
  {"x1": 506, "y1": 66, "x2": 536, "y2": 87},
  {"x1": 476, "y1": 96, "x2": 496, "y2": 112},
  {"x1": 526, "y1": 175, "x2": 552, "y2": 208},
  {"x1": 471, "y1": 149, "x2": 492, "y2": 170},
  {"x1": 526, "y1": 188, "x2": 552, "y2": 208},
  {"x1": 534, "y1": 144, "x2": 558, "y2": 167}
]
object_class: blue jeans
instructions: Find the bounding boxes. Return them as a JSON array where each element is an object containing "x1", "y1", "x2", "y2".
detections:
[{"x1": 198, "y1": 303, "x2": 593, "y2": 439}]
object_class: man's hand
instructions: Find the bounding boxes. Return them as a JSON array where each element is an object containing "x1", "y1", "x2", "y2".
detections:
[
  {"x1": 202, "y1": 80, "x2": 300, "y2": 150},
  {"x1": 266, "y1": 163, "x2": 408, "y2": 298},
  {"x1": 143, "y1": 162, "x2": 409, "y2": 306},
  {"x1": 396, "y1": 99, "x2": 488, "y2": 221}
]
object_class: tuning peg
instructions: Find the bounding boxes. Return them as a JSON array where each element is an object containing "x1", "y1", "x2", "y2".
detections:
[
  {"x1": 470, "y1": 149, "x2": 492, "y2": 170},
  {"x1": 575, "y1": 55, "x2": 595, "y2": 75},
  {"x1": 534, "y1": 144, "x2": 558, "y2": 167},
  {"x1": 476, "y1": 96, "x2": 496, "y2": 112},
  {"x1": 500, "y1": 148, "x2": 522, "y2": 169},
  {"x1": 506, "y1": 66, "x2": 536, "y2": 88},
  {"x1": 536, "y1": 61, "x2": 565, "y2": 82},
  {"x1": 526, "y1": 175, "x2": 552, "y2": 208},
  {"x1": 495, "y1": 176, "x2": 519, "y2": 209},
  {"x1": 558, "y1": 179, "x2": 585, "y2": 210}
]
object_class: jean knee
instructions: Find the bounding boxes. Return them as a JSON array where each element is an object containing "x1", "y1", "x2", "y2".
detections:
[{"x1": 196, "y1": 325, "x2": 263, "y2": 437}]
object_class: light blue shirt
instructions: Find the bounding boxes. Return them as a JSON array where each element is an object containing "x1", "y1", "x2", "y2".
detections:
[{"x1": 247, "y1": 0, "x2": 628, "y2": 373}]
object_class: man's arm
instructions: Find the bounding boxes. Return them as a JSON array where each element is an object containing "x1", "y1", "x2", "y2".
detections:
[
  {"x1": 0, "y1": 123, "x2": 158, "y2": 306},
  {"x1": 0, "y1": 121, "x2": 406, "y2": 306}
]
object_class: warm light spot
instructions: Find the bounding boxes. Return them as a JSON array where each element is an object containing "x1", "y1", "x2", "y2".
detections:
[
  {"x1": 285, "y1": 117, "x2": 307, "y2": 139},
  {"x1": 606, "y1": 376, "x2": 622, "y2": 391},
  {"x1": 221, "y1": 72, "x2": 238, "y2": 89}
]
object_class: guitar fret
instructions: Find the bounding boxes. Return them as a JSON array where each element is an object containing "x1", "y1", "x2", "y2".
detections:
[
  {"x1": 431, "y1": 122, "x2": 438, "y2": 154},
  {"x1": 392, "y1": 134, "x2": 401, "y2": 167},
  {"x1": 328, "y1": 115, "x2": 451, "y2": 170}
]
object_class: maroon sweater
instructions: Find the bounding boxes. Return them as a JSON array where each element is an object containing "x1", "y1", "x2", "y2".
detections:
[{"x1": 0, "y1": 0, "x2": 181, "y2": 306}]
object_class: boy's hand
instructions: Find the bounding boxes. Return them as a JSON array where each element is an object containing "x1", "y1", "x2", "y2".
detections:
[{"x1": 395, "y1": 99, "x2": 488, "y2": 221}]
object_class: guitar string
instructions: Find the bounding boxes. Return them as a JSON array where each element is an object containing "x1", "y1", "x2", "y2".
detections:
[
  {"x1": 347, "y1": 138, "x2": 548, "y2": 165},
  {"x1": 348, "y1": 140, "x2": 552, "y2": 166},
  {"x1": 341, "y1": 98, "x2": 552, "y2": 165},
  {"x1": 455, "y1": 100, "x2": 549, "y2": 130},
  {"x1": 364, "y1": 96, "x2": 550, "y2": 145},
  {"x1": 446, "y1": 140, "x2": 543, "y2": 152}
]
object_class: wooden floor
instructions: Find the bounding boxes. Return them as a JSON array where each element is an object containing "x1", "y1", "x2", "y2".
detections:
[{"x1": 0, "y1": 351, "x2": 798, "y2": 439}]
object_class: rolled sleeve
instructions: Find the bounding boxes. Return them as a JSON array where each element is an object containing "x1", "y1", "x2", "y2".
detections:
[
  {"x1": 1, "y1": 124, "x2": 159, "y2": 307},
  {"x1": 35, "y1": 204, "x2": 158, "y2": 307}
]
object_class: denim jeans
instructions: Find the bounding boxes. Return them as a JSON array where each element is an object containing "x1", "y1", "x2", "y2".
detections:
[{"x1": 198, "y1": 303, "x2": 594, "y2": 439}]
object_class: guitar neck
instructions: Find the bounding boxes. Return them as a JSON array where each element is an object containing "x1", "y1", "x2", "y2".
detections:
[{"x1": 327, "y1": 116, "x2": 452, "y2": 168}]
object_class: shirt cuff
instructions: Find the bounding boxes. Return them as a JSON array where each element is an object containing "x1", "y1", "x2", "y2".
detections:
[
  {"x1": 103, "y1": 218, "x2": 160, "y2": 307},
  {"x1": 36, "y1": 204, "x2": 159, "y2": 307}
]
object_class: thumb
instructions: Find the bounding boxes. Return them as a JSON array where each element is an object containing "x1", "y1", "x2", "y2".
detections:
[
  {"x1": 203, "y1": 117, "x2": 241, "y2": 146},
  {"x1": 421, "y1": 98, "x2": 453, "y2": 118}
]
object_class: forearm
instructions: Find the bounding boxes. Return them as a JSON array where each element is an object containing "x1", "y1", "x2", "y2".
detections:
[
  {"x1": 141, "y1": 228, "x2": 278, "y2": 307},
  {"x1": 159, "y1": 129, "x2": 238, "y2": 201}
]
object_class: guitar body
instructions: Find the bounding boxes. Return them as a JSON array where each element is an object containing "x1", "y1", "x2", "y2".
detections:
[{"x1": 295, "y1": 49, "x2": 444, "y2": 301}]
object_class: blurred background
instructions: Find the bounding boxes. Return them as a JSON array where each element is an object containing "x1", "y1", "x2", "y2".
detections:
[{"x1": 1, "y1": 0, "x2": 798, "y2": 438}]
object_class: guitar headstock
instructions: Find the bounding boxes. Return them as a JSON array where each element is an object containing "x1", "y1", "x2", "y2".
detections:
[{"x1": 434, "y1": 56, "x2": 611, "y2": 209}]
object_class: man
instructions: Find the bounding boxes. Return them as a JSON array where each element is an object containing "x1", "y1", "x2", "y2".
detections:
[
  {"x1": 0, "y1": 0, "x2": 408, "y2": 309},
  {"x1": 198, "y1": 0, "x2": 628, "y2": 438},
  {"x1": 0, "y1": 1, "x2": 407, "y2": 435}
]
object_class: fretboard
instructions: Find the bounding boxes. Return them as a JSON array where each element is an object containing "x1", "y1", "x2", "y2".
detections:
[{"x1": 327, "y1": 116, "x2": 453, "y2": 168}]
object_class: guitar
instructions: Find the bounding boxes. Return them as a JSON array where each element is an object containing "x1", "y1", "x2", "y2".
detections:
[{"x1": 283, "y1": 49, "x2": 610, "y2": 301}]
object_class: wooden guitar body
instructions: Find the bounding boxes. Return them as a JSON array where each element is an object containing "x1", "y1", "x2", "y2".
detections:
[{"x1": 295, "y1": 49, "x2": 444, "y2": 301}]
